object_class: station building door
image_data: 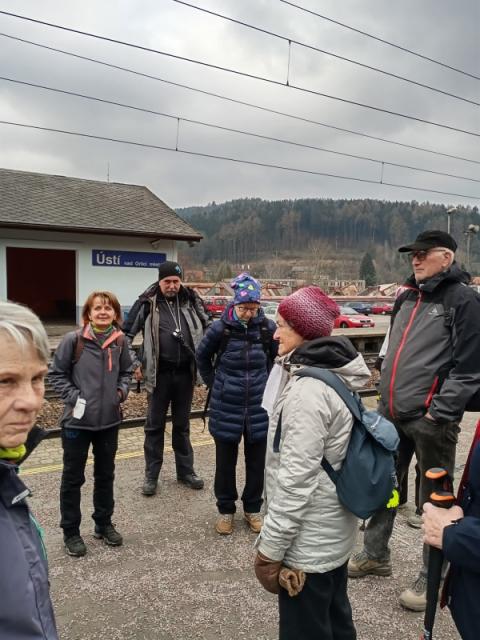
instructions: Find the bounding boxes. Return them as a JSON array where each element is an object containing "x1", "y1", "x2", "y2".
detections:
[{"x1": 6, "y1": 247, "x2": 76, "y2": 321}]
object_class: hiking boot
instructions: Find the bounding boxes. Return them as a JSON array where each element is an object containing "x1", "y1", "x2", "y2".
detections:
[
  {"x1": 348, "y1": 550, "x2": 392, "y2": 578},
  {"x1": 177, "y1": 473, "x2": 204, "y2": 490},
  {"x1": 244, "y1": 512, "x2": 263, "y2": 533},
  {"x1": 399, "y1": 575, "x2": 428, "y2": 611},
  {"x1": 215, "y1": 514, "x2": 234, "y2": 535},
  {"x1": 64, "y1": 534, "x2": 87, "y2": 557},
  {"x1": 142, "y1": 477, "x2": 157, "y2": 496},
  {"x1": 94, "y1": 523, "x2": 123, "y2": 546},
  {"x1": 407, "y1": 512, "x2": 423, "y2": 529}
]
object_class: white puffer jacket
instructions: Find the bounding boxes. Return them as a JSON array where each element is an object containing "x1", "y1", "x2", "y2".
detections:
[{"x1": 257, "y1": 336, "x2": 371, "y2": 573}]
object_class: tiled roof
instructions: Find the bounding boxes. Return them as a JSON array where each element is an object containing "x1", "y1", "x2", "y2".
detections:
[{"x1": 0, "y1": 168, "x2": 202, "y2": 241}]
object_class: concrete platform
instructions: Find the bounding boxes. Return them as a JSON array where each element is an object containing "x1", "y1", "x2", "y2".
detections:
[{"x1": 22, "y1": 403, "x2": 472, "y2": 639}]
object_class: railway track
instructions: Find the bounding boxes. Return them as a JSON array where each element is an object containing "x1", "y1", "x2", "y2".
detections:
[{"x1": 39, "y1": 388, "x2": 379, "y2": 440}]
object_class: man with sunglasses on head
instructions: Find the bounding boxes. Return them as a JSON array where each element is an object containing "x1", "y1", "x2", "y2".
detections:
[{"x1": 348, "y1": 230, "x2": 480, "y2": 612}]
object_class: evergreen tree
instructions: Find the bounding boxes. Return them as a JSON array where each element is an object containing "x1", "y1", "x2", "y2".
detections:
[{"x1": 360, "y1": 252, "x2": 376, "y2": 286}]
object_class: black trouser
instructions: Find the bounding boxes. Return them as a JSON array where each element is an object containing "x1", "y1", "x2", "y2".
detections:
[
  {"x1": 279, "y1": 563, "x2": 356, "y2": 640},
  {"x1": 214, "y1": 435, "x2": 267, "y2": 514},
  {"x1": 60, "y1": 426, "x2": 119, "y2": 537},
  {"x1": 144, "y1": 368, "x2": 195, "y2": 480},
  {"x1": 364, "y1": 416, "x2": 459, "y2": 577}
]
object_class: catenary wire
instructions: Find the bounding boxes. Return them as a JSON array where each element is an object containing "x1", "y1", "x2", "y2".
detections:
[
  {"x1": 278, "y1": 0, "x2": 480, "y2": 81},
  {"x1": 0, "y1": 11, "x2": 479, "y2": 138},
  {"x1": 2, "y1": 74, "x2": 479, "y2": 185},
  {"x1": 0, "y1": 119, "x2": 479, "y2": 201},
  {"x1": 171, "y1": 0, "x2": 480, "y2": 107},
  {"x1": 1, "y1": 32, "x2": 479, "y2": 167}
]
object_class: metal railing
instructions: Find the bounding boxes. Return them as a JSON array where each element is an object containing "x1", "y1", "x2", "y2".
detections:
[{"x1": 39, "y1": 388, "x2": 379, "y2": 440}]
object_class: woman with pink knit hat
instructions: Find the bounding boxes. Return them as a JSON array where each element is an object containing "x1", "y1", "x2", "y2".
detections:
[{"x1": 254, "y1": 286, "x2": 370, "y2": 640}]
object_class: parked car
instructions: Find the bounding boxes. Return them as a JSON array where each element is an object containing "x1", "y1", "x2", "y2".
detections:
[
  {"x1": 343, "y1": 301, "x2": 373, "y2": 315},
  {"x1": 261, "y1": 303, "x2": 279, "y2": 323},
  {"x1": 203, "y1": 296, "x2": 230, "y2": 317},
  {"x1": 334, "y1": 307, "x2": 375, "y2": 329},
  {"x1": 370, "y1": 302, "x2": 394, "y2": 315}
]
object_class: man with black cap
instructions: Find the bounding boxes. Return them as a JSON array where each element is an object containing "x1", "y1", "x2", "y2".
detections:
[
  {"x1": 348, "y1": 230, "x2": 480, "y2": 612},
  {"x1": 124, "y1": 261, "x2": 210, "y2": 495}
]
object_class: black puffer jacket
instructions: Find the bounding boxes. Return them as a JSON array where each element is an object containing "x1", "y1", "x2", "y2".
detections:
[
  {"x1": 379, "y1": 263, "x2": 480, "y2": 423},
  {"x1": 196, "y1": 304, "x2": 277, "y2": 443}
]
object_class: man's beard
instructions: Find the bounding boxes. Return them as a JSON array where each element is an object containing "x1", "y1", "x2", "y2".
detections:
[{"x1": 163, "y1": 290, "x2": 178, "y2": 299}]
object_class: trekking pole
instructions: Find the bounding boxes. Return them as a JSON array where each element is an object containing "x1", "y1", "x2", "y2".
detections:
[{"x1": 420, "y1": 467, "x2": 455, "y2": 640}]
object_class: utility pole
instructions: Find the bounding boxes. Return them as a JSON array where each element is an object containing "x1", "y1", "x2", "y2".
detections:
[
  {"x1": 465, "y1": 224, "x2": 479, "y2": 273},
  {"x1": 447, "y1": 206, "x2": 457, "y2": 234}
]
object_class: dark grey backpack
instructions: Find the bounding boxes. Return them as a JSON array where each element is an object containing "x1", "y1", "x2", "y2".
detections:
[{"x1": 274, "y1": 367, "x2": 399, "y2": 520}]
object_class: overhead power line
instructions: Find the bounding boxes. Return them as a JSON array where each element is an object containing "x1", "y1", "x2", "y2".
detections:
[
  {"x1": 1, "y1": 33, "x2": 479, "y2": 167},
  {"x1": 278, "y1": 0, "x2": 480, "y2": 81},
  {"x1": 0, "y1": 119, "x2": 478, "y2": 201},
  {"x1": 0, "y1": 11, "x2": 479, "y2": 138},
  {"x1": 171, "y1": 0, "x2": 480, "y2": 107},
  {"x1": 2, "y1": 74, "x2": 480, "y2": 186}
]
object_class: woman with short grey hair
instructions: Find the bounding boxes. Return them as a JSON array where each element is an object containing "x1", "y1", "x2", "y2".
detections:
[{"x1": 0, "y1": 300, "x2": 58, "y2": 639}]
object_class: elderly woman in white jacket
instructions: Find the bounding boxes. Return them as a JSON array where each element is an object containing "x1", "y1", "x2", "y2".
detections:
[{"x1": 254, "y1": 287, "x2": 370, "y2": 640}]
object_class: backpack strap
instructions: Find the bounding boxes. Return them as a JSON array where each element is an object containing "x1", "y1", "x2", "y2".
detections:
[
  {"x1": 214, "y1": 323, "x2": 232, "y2": 370},
  {"x1": 72, "y1": 330, "x2": 85, "y2": 365},
  {"x1": 259, "y1": 317, "x2": 274, "y2": 372},
  {"x1": 295, "y1": 367, "x2": 362, "y2": 421},
  {"x1": 273, "y1": 367, "x2": 362, "y2": 484}
]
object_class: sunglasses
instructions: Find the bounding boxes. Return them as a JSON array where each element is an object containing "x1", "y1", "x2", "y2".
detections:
[{"x1": 407, "y1": 248, "x2": 448, "y2": 261}]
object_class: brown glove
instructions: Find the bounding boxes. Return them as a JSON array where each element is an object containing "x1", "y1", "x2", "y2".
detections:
[
  {"x1": 254, "y1": 552, "x2": 282, "y2": 594},
  {"x1": 278, "y1": 567, "x2": 306, "y2": 597}
]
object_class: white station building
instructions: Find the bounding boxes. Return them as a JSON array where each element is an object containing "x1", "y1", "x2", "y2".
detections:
[{"x1": 0, "y1": 168, "x2": 202, "y2": 322}]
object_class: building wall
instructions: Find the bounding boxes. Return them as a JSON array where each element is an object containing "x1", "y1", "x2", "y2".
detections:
[{"x1": 0, "y1": 228, "x2": 178, "y2": 320}]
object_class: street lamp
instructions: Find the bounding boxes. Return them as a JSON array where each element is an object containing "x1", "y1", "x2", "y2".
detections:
[
  {"x1": 446, "y1": 207, "x2": 457, "y2": 234},
  {"x1": 465, "y1": 224, "x2": 479, "y2": 273}
]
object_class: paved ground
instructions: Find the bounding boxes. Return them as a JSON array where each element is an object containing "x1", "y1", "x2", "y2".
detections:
[{"x1": 21, "y1": 399, "x2": 473, "y2": 640}]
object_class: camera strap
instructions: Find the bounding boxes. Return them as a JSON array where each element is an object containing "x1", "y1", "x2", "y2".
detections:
[{"x1": 163, "y1": 296, "x2": 182, "y2": 332}]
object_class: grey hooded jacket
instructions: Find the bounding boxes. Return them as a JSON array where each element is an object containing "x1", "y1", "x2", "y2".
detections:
[
  {"x1": 257, "y1": 337, "x2": 371, "y2": 573},
  {"x1": 125, "y1": 284, "x2": 210, "y2": 392},
  {"x1": 379, "y1": 264, "x2": 480, "y2": 423},
  {"x1": 0, "y1": 460, "x2": 58, "y2": 639}
]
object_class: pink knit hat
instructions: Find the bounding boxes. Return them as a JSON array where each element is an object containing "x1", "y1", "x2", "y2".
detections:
[{"x1": 278, "y1": 287, "x2": 340, "y2": 340}]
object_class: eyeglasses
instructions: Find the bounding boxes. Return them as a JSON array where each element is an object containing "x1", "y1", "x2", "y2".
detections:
[
  {"x1": 408, "y1": 248, "x2": 448, "y2": 261},
  {"x1": 236, "y1": 306, "x2": 259, "y2": 315}
]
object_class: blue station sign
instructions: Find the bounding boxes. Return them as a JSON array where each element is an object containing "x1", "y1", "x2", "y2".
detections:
[{"x1": 92, "y1": 250, "x2": 166, "y2": 268}]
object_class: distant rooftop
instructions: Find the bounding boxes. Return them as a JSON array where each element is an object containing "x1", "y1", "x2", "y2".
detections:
[{"x1": 0, "y1": 167, "x2": 202, "y2": 242}]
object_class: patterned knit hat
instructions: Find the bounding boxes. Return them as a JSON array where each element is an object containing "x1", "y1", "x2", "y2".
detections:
[
  {"x1": 278, "y1": 287, "x2": 339, "y2": 340},
  {"x1": 230, "y1": 272, "x2": 262, "y2": 304}
]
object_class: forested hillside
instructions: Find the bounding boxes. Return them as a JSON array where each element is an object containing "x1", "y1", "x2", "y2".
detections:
[{"x1": 178, "y1": 198, "x2": 480, "y2": 281}]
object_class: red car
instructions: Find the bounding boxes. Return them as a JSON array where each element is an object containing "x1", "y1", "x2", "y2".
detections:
[
  {"x1": 370, "y1": 302, "x2": 393, "y2": 315},
  {"x1": 335, "y1": 307, "x2": 375, "y2": 329},
  {"x1": 203, "y1": 296, "x2": 229, "y2": 317}
]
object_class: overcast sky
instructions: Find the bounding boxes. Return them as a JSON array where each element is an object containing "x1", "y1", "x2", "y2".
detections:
[{"x1": 0, "y1": 0, "x2": 478, "y2": 209}]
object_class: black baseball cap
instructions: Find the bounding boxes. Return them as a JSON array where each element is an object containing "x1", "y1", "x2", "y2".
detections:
[{"x1": 398, "y1": 230, "x2": 457, "y2": 253}]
